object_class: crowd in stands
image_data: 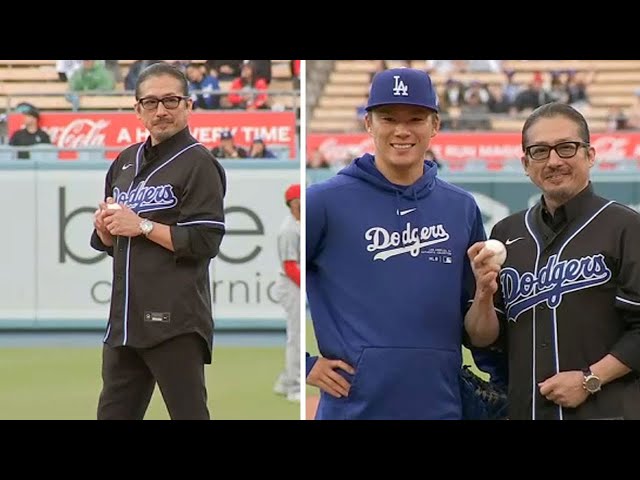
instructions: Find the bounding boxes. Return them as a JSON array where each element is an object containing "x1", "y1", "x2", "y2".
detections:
[
  {"x1": 310, "y1": 60, "x2": 640, "y2": 171},
  {"x1": 210, "y1": 131, "x2": 278, "y2": 159},
  {"x1": 19, "y1": 60, "x2": 300, "y2": 113},
  {"x1": 356, "y1": 61, "x2": 596, "y2": 132},
  {"x1": 0, "y1": 60, "x2": 300, "y2": 157}
]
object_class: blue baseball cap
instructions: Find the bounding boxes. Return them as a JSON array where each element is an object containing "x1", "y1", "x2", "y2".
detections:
[{"x1": 366, "y1": 67, "x2": 439, "y2": 112}]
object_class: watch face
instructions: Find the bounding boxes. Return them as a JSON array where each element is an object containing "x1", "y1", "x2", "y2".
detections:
[
  {"x1": 141, "y1": 219, "x2": 153, "y2": 235},
  {"x1": 585, "y1": 376, "x2": 601, "y2": 393}
]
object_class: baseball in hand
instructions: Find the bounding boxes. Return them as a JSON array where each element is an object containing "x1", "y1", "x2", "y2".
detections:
[
  {"x1": 482, "y1": 239, "x2": 507, "y2": 267},
  {"x1": 107, "y1": 203, "x2": 122, "y2": 210}
]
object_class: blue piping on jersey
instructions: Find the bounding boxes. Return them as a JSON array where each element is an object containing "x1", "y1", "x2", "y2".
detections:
[
  {"x1": 107, "y1": 142, "x2": 202, "y2": 346},
  {"x1": 524, "y1": 206, "x2": 540, "y2": 420},
  {"x1": 617, "y1": 296, "x2": 640, "y2": 306},
  {"x1": 176, "y1": 220, "x2": 226, "y2": 228},
  {"x1": 522, "y1": 201, "x2": 614, "y2": 420},
  {"x1": 552, "y1": 200, "x2": 614, "y2": 420}
]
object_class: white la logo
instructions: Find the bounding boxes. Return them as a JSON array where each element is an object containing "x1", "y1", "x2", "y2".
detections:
[{"x1": 392, "y1": 75, "x2": 409, "y2": 96}]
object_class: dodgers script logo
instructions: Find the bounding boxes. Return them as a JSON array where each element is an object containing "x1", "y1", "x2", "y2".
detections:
[
  {"x1": 392, "y1": 75, "x2": 409, "y2": 97},
  {"x1": 365, "y1": 222, "x2": 450, "y2": 261},
  {"x1": 501, "y1": 253, "x2": 612, "y2": 322},
  {"x1": 112, "y1": 181, "x2": 178, "y2": 213}
]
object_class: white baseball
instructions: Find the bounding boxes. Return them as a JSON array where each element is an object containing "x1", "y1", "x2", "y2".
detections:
[
  {"x1": 482, "y1": 239, "x2": 507, "y2": 267},
  {"x1": 107, "y1": 203, "x2": 122, "y2": 210}
]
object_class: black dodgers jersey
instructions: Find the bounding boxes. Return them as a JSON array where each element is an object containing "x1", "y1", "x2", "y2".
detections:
[
  {"x1": 491, "y1": 186, "x2": 640, "y2": 420},
  {"x1": 91, "y1": 128, "x2": 226, "y2": 361}
]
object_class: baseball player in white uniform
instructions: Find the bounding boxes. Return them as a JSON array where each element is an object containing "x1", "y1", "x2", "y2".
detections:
[{"x1": 273, "y1": 184, "x2": 301, "y2": 402}]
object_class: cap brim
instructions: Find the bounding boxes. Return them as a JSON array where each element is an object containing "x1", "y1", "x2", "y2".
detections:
[{"x1": 365, "y1": 101, "x2": 438, "y2": 112}]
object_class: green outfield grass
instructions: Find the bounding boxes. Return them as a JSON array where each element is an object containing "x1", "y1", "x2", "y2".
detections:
[
  {"x1": 0, "y1": 346, "x2": 298, "y2": 420},
  {"x1": 305, "y1": 317, "x2": 487, "y2": 396}
]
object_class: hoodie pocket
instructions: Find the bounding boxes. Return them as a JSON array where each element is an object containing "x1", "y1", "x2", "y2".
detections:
[{"x1": 344, "y1": 346, "x2": 461, "y2": 420}]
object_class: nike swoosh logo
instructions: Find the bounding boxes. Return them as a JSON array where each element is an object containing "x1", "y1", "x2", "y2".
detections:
[
  {"x1": 397, "y1": 208, "x2": 417, "y2": 216},
  {"x1": 122, "y1": 163, "x2": 133, "y2": 170},
  {"x1": 505, "y1": 237, "x2": 524, "y2": 246}
]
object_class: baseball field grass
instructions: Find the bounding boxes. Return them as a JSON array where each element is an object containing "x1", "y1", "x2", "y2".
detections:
[{"x1": 0, "y1": 346, "x2": 298, "y2": 420}]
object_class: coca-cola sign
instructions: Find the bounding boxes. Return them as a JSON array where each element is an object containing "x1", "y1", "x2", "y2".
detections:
[
  {"x1": 47, "y1": 119, "x2": 110, "y2": 148},
  {"x1": 8, "y1": 111, "x2": 297, "y2": 159},
  {"x1": 308, "y1": 132, "x2": 640, "y2": 164}
]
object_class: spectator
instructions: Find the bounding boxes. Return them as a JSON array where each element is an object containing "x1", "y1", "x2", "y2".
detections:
[
  {"x1": 248, "y1": 136, "x2": 277, "y2": 158},
  {"x1": 105, "y1": 60, "x2": 122, "y2": 84},
  {"x1": 502, "y1": 69, "x2": 521, "y2": 106},
  {"x1": 307, "y1": 150, "x2": 331, "y2": 169},
  {"x1": 245, "y1": 60, "x2": 272, "y2": 85},
  {"x1": 606, "y1": 107, "x2": 629, "y2": 131},
  {"x1": 163, "y1": 60, "x2": 189, "y2": 72},
  {"x1": 290, "y1": 60, "x2": 301, "y2": 91},
  {"x1": 67, "y1": 60, "x2": 116, "y2": 111},
  {"x1": 69, "y1": 60, "x2": 115, "y2": 92},
  {"x1": 567, "y1": 70, "x2": 594, "y2": 113},
  {"x1": 9, "y1": 103, "x2": 52, "y2": 160},
  {"x1": 210, "y1": 131, "x2": 248, "y2": 159},
  {"x1": 56, "y1": 60, "x2": 83, "y2": 82},
  {"x1": 439, "y1": 79, "x2": 466, "y2": 130},
  {"x1": 227, "y1": 62, "x2": 269, "y2": 110},
  {"x1": 425, "y1": 148, "x2": 442, "y2": 169},
  {"x1": 514, "y1": 72, "x2": 553, "y2": 113},
  {"x1": 460, "y1": 88, "x2": 492, "y2": 131},
  {"x1": 124, "y1": 60, "x2": 162, "y2": 91},
  {"x1": 185, "y1": 63, "x2": 220, "y2": 110},
  {"x1": 206, "y1": 60, "x2": 243, "y2": 81},
  {"x1": 487, "y1": 84, "x2": 513, "y2": 114},
  {"x1": 549, "y1": 74, "x2": 571, "y2": 104}
]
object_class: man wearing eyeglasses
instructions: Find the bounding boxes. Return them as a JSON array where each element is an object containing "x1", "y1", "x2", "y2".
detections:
[
  {"x1": 90, "y1": 62, "x2": 226, "y2": 420},
  {"x1": 465, "y1": 102, "x2": 640, "y2": 420}
]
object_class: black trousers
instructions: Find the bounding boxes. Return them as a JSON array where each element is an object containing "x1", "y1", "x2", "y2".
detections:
[{"x1": 97, "y1": 333, "x2": 210, "y2": 420}]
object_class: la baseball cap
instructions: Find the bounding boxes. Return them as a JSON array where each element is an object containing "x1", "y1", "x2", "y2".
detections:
[
  {"x1": 366, "y1": 67, "x2": 439, "y2": 112},
  {"x1": 285, "y1": 184, "x2": 300, "y2": 205}
]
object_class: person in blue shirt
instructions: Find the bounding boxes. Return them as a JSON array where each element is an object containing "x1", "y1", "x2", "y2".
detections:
[
  {"x1": 248, "y1": 136, "x2": 277, "y2": 158},
  {"x1": 305, "y1": 67, "x2": 502, "y2": 419},
  {"x1": 185, "y1": 62, "x2": 220, "y2": 110}
]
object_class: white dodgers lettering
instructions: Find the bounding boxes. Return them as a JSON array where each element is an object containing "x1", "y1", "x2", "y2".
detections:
[{"x1": 365, "y1": 222, "x2": 450, "y2": 261}]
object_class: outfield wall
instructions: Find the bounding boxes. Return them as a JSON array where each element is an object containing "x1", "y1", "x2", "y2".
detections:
[
  {"x1": 0, "y1": 158, "x2": 299, "y2": 331},
  {"x1": 307, "y1": 167, "x2": 640, "y2": 246}
]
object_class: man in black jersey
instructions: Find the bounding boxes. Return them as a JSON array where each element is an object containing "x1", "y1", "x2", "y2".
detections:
[
  {"x1": 9, "y1": 103, "x2": 52, "y2": 160},
  {"x1": 90, "y1": 63, "x2": 226, "y2": 420},
  {"x1": 465, "y1": 102, "x2": 640, "y2": 420}
]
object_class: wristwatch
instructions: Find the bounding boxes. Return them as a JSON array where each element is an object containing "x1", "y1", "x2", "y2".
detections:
[
  {"x1": 139, "y1": 218, "x2": 154, "y2": 236},
  {"x1": 582, "y1": 367, "x2": 602, "y2": 394}
]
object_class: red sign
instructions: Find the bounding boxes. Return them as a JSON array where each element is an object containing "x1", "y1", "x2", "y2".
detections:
[
  {"x1": 8, "y1": 111, "x2": 297, "y2": 159},
  {"x1": 307, "y1": 132, "x2": 640, "y2": 165}
]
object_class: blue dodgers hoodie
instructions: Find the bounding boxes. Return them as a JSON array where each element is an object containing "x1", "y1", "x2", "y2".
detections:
[{"x1": 306, "y1": 154, "x2": 486, "y2": 420}]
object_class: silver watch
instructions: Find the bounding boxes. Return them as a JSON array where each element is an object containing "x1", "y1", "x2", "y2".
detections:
[{"x1": 139, "y1": 219, "x2": 154, "y2": 236}]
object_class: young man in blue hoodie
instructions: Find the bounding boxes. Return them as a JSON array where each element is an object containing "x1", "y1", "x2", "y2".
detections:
[{"x1": 306, "y1": 67, "x2": 503, "y2": 420}]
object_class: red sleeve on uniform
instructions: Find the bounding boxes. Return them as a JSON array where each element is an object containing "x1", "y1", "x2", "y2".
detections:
[{"x1": 283, "y1": 260, "x2": 300, "y2": 287}]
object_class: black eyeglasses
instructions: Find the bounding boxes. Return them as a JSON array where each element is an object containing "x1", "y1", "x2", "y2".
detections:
[
  {"x1": 137, "y1": 95, "x2": 189, "y2": 110},
  {"x1": 524, "y1": 141, "x2": 590, "y2": 161}
]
